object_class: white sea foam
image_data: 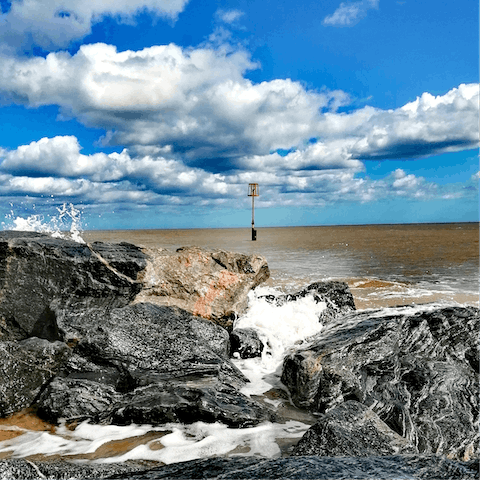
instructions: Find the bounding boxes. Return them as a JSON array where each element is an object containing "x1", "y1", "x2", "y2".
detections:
[
  {"x1": 232, "y1": 286, "x2": 326, "y2": 396},
  {"x1": 0, "y1": 420, "x2": 311, "y2": 464},
  {"x1": 3, "y1": 203, "x2": 85, "y2": 243}
]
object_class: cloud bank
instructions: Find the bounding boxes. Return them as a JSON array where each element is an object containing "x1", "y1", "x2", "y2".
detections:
[{"x1": 0, "y1": 37, "x2": 477, "y2": 220}]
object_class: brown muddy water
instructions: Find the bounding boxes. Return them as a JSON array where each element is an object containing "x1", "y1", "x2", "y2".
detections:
[{"x1": 83, "y1": 222, "x2": 479, "y2": 308}]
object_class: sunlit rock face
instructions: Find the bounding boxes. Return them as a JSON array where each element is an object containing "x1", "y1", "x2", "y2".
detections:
[
  {"x1": 136, "y1": 246, "x2": 270, "y2": 330},
  {"x1": 281, "y1": 306, "x2": 479, "y2": 460},
  {"x1": 0, "y1": 232, "x2": 146, "y2": 340},
  {"x1": 0, "y1": 233, "x2": 269, "y2": 339}
]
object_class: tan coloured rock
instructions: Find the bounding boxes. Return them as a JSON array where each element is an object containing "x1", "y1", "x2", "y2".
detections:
[{"x1": 135, "y1": 246, "x2": 270, "y2": 329}]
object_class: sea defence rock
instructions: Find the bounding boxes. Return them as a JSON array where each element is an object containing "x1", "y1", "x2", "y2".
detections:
[
  {"x1": 0, "y1": 338, "x2": 71, "y2": 417},
  {"x1": 230, "y1": 327, "x2": 264, "y2": 359},
  {"x1": 281, "y1": 306, "x2": 479, "y2": 460},
  {"x1": 0, "y1": 232, "x2": 147, "y2": 340},
  {"x1": 261, "y1": 281, "x2": 356, "y2": 324},
  {"x1": 0, "y1": 232, "x2": 269, "y2": 337},
  {"x1": 1, "y1": 455, "x2": 479, "y2": 480},
  {"x1": 35, "y1": 303, "x2": 272, "y2": 426},
  {"x1": 0, "y1": 232, "x2": 272, "y2": 428},
  {"x1": 136, "y1": 246, "x2": 270, "y2": 329},
  {"x1": 292, "y1": 400, "x2": 416, "y2": 456}
]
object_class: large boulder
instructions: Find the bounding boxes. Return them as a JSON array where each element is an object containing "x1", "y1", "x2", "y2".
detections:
[
  {"x1": 0, "y1": 232, "x2": 147, "y2": 340},
  {"x1": 0, "y1": 233, "x2": 269, "y2": 337},
  {"x1": 281, "y1": 306, "x2": 479, "y2": 460},
  {"x1": 292, "y1": 400, "x2": 416, "y2": 456},
  {"x1": 0, "y1": 337, "x2": 71, "y2": 416},
  {"x1": 135, "y1": 246, "x2": 270, "y2": 329},
  {"x1": 35, "y1": 303, "x2": 272, "y2": 427}
]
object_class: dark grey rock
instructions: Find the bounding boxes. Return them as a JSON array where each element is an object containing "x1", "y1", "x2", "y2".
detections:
[
  {"x1": 1, "y1": 456, "x2": 478, "y2": 480},
  {"x1": 261, "y1": 281, "x2": 356, "y2": 324},
  {"x1": 102, "y1": 455, "x2": 479, "y2": 480},
  {"x1": 0, "y1": 337, "x2": 71, "y2": 416},
  {"x1": 36, "y1": 303, "x2": 272, "y2": 427},
  {"x1": 281, "y1": 306, "x2": 479, "y2": 460},
  {"x1": 0, "y1": 232, "x2": 146, "y2": 339},
  {"x1": 0, "y1": 458, "x2": 153, "y2": 480},
  {"x1": 37, "y1": 377, "x2": 123, "y2": 423},
  {"x1": 55, "y1": 303, "x2": 241, "y2": 384},
  {"x1": 230, "y1": 328, "x2": 264, "y2": 358},
  {"x1": 108, "y1": 379, "x2": 274, "y2": 427},
  {"x1": 292, "y1": 400, "x2": 416, "y2": 456}
]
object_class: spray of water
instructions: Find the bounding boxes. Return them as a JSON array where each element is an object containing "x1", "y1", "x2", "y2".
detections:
[{"x1": 2, "y1": 203, "x2": 85, "y2": 243}]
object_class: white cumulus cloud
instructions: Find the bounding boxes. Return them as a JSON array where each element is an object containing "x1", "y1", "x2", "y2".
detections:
[{"x1": 0, "y1": 0, "x2": 189, "y2": 51}]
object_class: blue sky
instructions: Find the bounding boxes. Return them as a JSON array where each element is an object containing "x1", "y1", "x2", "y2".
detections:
[{"x1": 0, "y1": 0, "x2": 478, "y2": 229}]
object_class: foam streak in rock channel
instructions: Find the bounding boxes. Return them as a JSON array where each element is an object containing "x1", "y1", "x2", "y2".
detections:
[{"x1": 232, "y1": 286, "x2": 326, "y2": 397}]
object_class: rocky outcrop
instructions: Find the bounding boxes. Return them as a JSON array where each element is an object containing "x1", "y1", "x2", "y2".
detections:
[
  {"x1": 0, "y1": 232, "x2": 272, "y2": 429},
  {"x1": 292, "y1": 400, "x2": 416, "y2": 456},
  {"x1": 0, "y1": 232, "x2": 147, "y2": 340},
  {"x1": 136, "y1": 246, "x2": 270, "y2": 329},
  {"x1": 0, "y1": 233, "x2": 269, "y2": 338},
  {"x1": 1, "y1": 455, "x2": 479, "y2": 480},
  {"x1": 281, "y1": 306, "x2": 479, "y2": 460},
  {"x1": 0, "y1": 338, "x2": 71, "y2": 416},
  {"x1": 34, "y1": 303, "x2": 271, "y2": 426},
  {"x1": 261, "y1": 281, "x2": 356, "y2": 323}
]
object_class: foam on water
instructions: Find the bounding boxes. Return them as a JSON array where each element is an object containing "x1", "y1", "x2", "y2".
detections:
[
  {"x1": 3, "y1": 203, "x2": 85, "y2": 243},
  {"x1": 232, "y1": 286, "x2": 326, "y2": 396},
  {"x1": 0, "y1": 420, "x2": 311, "y2": 464}
]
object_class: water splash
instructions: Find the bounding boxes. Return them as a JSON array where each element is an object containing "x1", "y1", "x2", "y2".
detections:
[
  {"x1": 232, "y1": 286, "x2": 326, "y2": 396},
  {"x1": 3, "y1": 203, "x2": 85, "y2": 243}
]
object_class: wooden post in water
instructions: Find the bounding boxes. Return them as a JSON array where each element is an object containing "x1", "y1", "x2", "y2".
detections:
[{"x1": 248, "y1": 183, "x2": 259, "y2": 241}]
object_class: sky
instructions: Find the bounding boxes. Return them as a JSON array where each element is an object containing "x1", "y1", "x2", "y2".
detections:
[{"x1": 0, "y1": 0, "x2": 478, "y2": 230}]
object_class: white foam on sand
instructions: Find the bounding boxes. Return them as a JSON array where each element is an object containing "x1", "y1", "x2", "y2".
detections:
[{"x1": 232, "y1": 286, "x2": 326, "y2": 396}]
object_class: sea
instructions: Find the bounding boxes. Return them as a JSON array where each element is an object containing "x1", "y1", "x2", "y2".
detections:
[{"x1": 0, "y1": 214, "x2": 478, "y2": 466}]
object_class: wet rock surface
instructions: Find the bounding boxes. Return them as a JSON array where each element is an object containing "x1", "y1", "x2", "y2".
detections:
[
  {"x1": 281, "y1": 306, "x2": 480, "y2": 460},
  {"x1": 0, "y1": 455, "x2": 478, "y2": 480},
  {"x1": 292, "y1": 400, "x2": 416, "y2": 456},
  {"x1": 0, "y1": 338, "x2": 71, "y2": 417},
  {"x1": 0, "y1": 459, "x2": 152, "y2": 480},
  {"x1": 36, "y1": 303, "x2": 271, "y2": 426},
  {"x1": 261, "y1": 281, "x2": 356, "y2": 323},
  {"x1": 230, "y1": 327, "x2": 264, "y2": 358},
  {"x1": 0, "y1": 232, "x2": 146, "y2": 339}
]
